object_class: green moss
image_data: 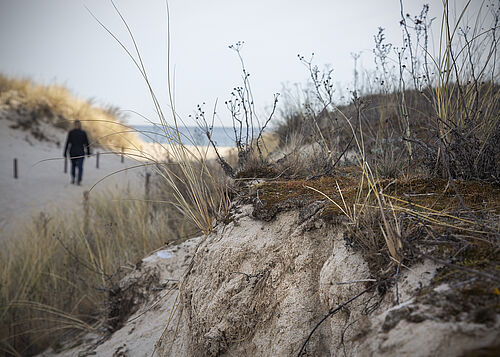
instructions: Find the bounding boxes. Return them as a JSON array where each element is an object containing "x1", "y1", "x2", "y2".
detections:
[
  {"x1": 460, "y1": 245, "x2": 499, "y2": 270},
  {"x1": 460, "y1": 282, "x2": 497, "y2": 297},
  {"x1": 436, "y1": 243, "x2": 455, "y2": 258}
]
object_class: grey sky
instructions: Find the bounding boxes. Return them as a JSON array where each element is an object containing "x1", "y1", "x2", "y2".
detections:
[{"x1": 0, "y1": 0, "x2": 481, "y2": 125}]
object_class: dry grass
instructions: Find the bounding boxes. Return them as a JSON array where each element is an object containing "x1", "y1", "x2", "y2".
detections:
[
  {"x1": 85, "y1": 0, "x2": 232, "y2": 236},
  {"x1": 1, "y1": 1, "x2": 498, "y2": 355},
  {"x1": 0, "y1": 73, "x2": 142, "y2": 153},
  {"x1": 0, "y1": 5, "x2": 235, "y2": 354},
  {"x1": 0, "y1": 187, "x2": 196, "y2": 356}
]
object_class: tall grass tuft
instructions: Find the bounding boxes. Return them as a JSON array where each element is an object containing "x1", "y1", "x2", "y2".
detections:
[
  {"x1": 428, "y1": 0, "x2": 499, "y2": 180},
  {"x1": 86, "y1": 0, "x2": 231, "y2": 235}
]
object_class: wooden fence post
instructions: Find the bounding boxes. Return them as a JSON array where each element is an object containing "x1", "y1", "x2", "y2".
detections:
[
  {"x1": 145, "y1": 172, "x2": 151, "y2": 202},
  {"x1": 13, "y1": 158, "x2": 18, "y2": 179}
]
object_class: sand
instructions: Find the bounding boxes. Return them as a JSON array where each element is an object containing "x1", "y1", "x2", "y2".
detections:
[
  {"x1": 40, "y1": 204, "x2": 500, "y2": 356},
  {"x1": 0, "y1": 119, "x2": 147, "y2": 238},
  {"x1": 140, "y1": 141, "x2": 236, "y2": 163},
  {"x1": 0, "y1": 117, "x2": 236, "y2": 240}
]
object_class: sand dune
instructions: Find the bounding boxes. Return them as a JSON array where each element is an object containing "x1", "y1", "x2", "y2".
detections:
[{"x1": 0, "y1": 119, "x2": 145, "y2": 239}]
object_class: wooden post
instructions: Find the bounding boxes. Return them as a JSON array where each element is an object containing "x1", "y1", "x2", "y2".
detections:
[
  {"x1": 145, "y1": 172, "x2": 151, "y2": 202},
  {"x1": 13, "y1": 158, "x2": 18, "y2": 179},
  {"x1": 64, "y1": 156, "x2": 68, "y2": 173},
  {"x1": 96, "y1": 151, "x2": 100, "y2": 169},
  {"x1": 83, "y1": 191, "x2": 89, "y2": 236},
  {"x1": 121, "y1": 146, "x2": 124, "y2": 163}
]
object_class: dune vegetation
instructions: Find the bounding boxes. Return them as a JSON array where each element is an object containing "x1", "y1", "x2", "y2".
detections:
[
  {"x1": 1, "y1": 0, "x2": 499, "y2": 356},
  {"x1": 0, "y1": 74, "x2": 141, "y2": 152},
  {"x1": 0, "y1": 184, "x2": 202, "y2": 355}
]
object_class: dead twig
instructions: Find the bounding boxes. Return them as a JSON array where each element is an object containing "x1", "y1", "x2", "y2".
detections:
[
  {"x1": 230, "y1": 271, "x2": 262, "y2": 282},
  {"x1": 297, "y1": 284, "x2": 374, "y2": 357},
  {"x1": 256, "y1": 93, "x2": 279, "y2": 160},
  {"x1": 336, "y1": 279, "x2": 376, "y2": 285},
  {"x1": 200, "y1": 99, "x2": 235, "y2": 178},
  {"x1": 305, "y1": 132, "x2": 355, "y2": 182}
]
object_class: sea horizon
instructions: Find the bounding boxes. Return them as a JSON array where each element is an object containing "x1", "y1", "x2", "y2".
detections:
[{"x1": 132, "y1": 125, "x2": 257, "y2": 147}]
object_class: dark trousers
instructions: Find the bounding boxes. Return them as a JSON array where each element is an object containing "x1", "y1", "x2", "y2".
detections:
[{"x1": 70, "y1": 157, "x2": 84, "y2": 183}]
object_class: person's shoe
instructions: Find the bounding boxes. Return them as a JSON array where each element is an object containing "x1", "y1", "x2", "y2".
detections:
[
  {"x1": 71, "y1": 178, "x2": 75, "y2": 184},
  {"x1": 77, "y1": 181, "x2": 81, "y2": 186}
]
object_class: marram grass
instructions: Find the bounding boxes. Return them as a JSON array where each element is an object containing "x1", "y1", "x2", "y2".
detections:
[{"x1": 0, "y1": 188, "x2": 195, "y2": 355}]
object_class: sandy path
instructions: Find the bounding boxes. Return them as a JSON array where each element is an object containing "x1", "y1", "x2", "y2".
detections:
[
  {"x1": 0, "y1": 119, "x2": 236, "y2": 240},
  {"x1": 0, "y1": 119, "x2": 146, "y2": 239}
]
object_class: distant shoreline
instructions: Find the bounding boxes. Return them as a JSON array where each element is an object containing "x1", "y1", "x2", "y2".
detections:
[{"x1": 132, "y1": 125, "x2": 257, "y2": 148}]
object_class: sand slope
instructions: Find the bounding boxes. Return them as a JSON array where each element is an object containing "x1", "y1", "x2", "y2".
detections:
[{"x1": 40, "y1": 205, "x2": 500, "y2": 356}]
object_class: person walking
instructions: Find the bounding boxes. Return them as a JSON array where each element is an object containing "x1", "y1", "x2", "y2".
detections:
[{"x1": 64, "y1": 120, "x2": 90, "y2": 185}]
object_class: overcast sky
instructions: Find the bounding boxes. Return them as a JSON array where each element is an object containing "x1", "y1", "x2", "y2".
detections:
[{"x1": 0, "y1": 0, "x2": 485, "y2": 126}]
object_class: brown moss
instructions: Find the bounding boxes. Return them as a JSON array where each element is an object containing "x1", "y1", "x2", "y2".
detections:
[
  {"x1": 235, "y1": 165, "x2": 279, "y2": 179},
  {"x1": 384, "y1": 177, "x2": 500, "y2": 212},
  {"x1": 249, "y1": 172, "x2": 500, "y2": 222},
  {"x1": 247, "y1": 171, "x2": 500, "y2": 281},
  {"x1": 251, "y1": 174, "x2": 362, "y2": 221}
]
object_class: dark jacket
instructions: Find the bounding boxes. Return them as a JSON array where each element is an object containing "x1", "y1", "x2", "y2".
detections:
[{"x1": 64, "y1": 129, "x2": 90, "y2": 158}]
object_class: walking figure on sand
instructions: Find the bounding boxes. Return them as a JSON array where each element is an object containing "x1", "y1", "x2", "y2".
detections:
[{"x1": 64, "y1": 120, "x2": 90, "y2": 185}]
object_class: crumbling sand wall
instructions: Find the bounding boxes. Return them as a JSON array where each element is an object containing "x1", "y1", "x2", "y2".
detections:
[
  {"x1": 42, "y1": 204, "x2": 500, "y2": 356},
  {"x1": 160, "y1": 204, "x2": 499, "y2": 356}
]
